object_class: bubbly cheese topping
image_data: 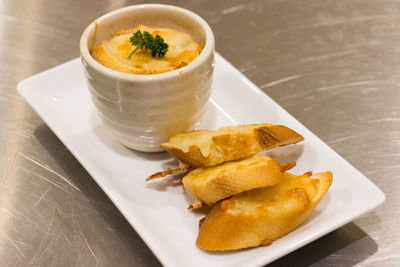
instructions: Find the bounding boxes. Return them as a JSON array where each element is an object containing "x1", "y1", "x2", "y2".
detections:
[
  {"x1": 169, "y1": 124, "x2": 272, "y2": 157},
  {"x1": 90, "y1": 24, "x2": 203, "y2": 75}
]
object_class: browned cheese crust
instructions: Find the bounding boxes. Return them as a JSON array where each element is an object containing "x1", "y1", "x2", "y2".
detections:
[{"x1": 90, "y1": 25, "x2": 203, "y2": 75}]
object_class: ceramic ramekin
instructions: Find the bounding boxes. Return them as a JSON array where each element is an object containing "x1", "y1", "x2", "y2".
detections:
[{"x1": 80, "y1": 4, "x2": 215, "y2": 152}]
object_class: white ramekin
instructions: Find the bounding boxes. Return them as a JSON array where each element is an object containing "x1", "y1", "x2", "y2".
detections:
[{"x1": 80, "y1": 4, "x2": 215, "y2": 152}]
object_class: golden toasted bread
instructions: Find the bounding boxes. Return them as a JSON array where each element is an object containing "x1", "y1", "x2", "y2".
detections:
[
  {"x1": 196, "y1": 171, "x2": 333, "y2": 251},
  {"x1": 183, "y1": 155, "x2": 295, "y2": 209},
  {"x1": 161, "y1": 124, "x2": 304, "y2": 168}
]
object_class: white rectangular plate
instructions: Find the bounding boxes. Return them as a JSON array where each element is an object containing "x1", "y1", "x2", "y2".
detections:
[{"x1": 18, "y1": 54, "x2": 385, "y2": 267}]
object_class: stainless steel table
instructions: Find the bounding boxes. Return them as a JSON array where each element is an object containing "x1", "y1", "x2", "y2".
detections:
[{"x1": 1, "y1": 0, "x2": 399, "y2": 266}]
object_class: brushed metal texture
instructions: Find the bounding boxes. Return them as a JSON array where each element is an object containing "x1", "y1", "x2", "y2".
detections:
[{"x1": 1, "y1": 0, "x2": 399, "y2": 266}]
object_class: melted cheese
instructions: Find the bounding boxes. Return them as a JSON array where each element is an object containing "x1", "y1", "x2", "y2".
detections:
[
  {"x1": 169, "y1": 124, "x2": 272, "y2": 157},
  {"x1": 90, "y1": 24, "x2": 203, "y2": 75}
]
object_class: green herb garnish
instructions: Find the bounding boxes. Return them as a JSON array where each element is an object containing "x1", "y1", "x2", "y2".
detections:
[{"x1": 127, "y1": 30, "x2": 169, "y2": 59}]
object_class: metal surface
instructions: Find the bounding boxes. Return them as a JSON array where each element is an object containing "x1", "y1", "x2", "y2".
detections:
[{"x1": 1, "y1": 0, "x2": 399, "y2": 266}]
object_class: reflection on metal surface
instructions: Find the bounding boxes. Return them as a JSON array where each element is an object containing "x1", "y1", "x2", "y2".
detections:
[{"x1": 1, "y1": 0, "x2": 400, "y2": 266}]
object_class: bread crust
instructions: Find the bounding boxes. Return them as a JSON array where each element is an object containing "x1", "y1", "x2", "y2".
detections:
[
  {"x1": 182, "y1": 155, "x2": 294, "y2": 208},
  {"x1": 196, "y1": 171, "x2": 333, "y2": 251},
  {"x1": 161, "y1": 124, "x2": 304, "y2": 168}
]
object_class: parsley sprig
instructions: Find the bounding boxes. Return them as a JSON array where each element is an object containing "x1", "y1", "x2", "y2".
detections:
[{"x1": 127, "y1": 30, "x2": 169, "y2": 59}]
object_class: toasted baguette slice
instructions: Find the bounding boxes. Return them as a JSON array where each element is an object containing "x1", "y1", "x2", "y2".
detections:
[
  {"x1": 161, "y1": 124, "x2": 304, "y2": 168},
  {"x1": 183, "y1": 155, "x2": 295, "y2": 209},
  {"x1": 196, "y1": 171, "x2": 333, "y2": 251}
]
